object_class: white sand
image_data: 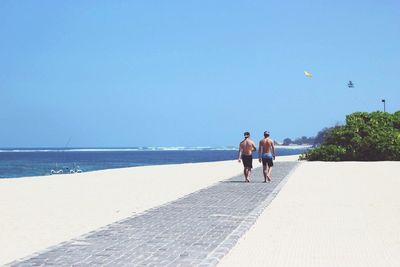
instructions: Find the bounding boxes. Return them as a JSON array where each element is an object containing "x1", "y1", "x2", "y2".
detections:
[
  {"x1": 0, "y1": 155, "x2": 298, "y2": 265},
  {"x1": 218, "y1": 161, "x2": 400, "y2": 267}
]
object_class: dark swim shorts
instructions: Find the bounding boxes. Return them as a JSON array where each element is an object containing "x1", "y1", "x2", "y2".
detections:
[
  {"x1": 262, "y1": 153, "x2": 274, "y2": 167},
  {"x1": 241, "y1": 154, "x2": 253, "y2": 168}
]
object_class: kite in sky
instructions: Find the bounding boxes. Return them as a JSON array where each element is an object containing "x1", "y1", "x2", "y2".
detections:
[{"x1": 304, "y1": 71, "x2": 312, "y2": 77}]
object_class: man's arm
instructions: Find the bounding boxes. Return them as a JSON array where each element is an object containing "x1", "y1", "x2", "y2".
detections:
[
  {"x1": 258, "y1": 141, "x2": 263, "y2": 162},
  {"x1": 271, "y1": 140, "x2": 276, "y2": 159},
  {"x1": 238, "y1": 144, "x2": 243, "y2": 162},
  {"x1": 252, "y1": 141, "x2": 257, "y2": 152}
]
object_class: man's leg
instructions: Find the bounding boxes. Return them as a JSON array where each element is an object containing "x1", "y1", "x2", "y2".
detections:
[
  {"x1": 267, "y1": 165, "x2": 272, "y2": 181},
  {"x1": 247, "y1": 167, "x2": 252, "y2": 182},
  {"x1": 245, "y1": 167, "x2": 251, "y2": 182},
  {"x1": 262, "y1": 164, "x2": 268, "y2": 182}
]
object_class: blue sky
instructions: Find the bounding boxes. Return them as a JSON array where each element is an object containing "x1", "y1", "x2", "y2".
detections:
[{"x1": 1, "y1": 0, "x2": 399, "y2": 147}]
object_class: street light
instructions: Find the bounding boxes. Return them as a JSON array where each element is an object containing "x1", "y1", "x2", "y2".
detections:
[{"x1": 381, "y1": 99, "x2": 386, "y2": 112}]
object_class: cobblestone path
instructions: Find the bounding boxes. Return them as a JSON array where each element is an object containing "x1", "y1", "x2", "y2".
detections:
[{"x1": 7, "y1": 162, "x2": 298, "y2": 267}]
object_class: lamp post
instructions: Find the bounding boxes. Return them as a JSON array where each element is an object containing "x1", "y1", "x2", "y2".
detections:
[{"x1": 381, "y1": 99, "x2": 386, "y2": 112}]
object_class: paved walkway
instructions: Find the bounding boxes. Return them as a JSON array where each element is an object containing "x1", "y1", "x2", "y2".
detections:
[{"x1": 7, "y1": 162, "x2": 298, "y2": 267}]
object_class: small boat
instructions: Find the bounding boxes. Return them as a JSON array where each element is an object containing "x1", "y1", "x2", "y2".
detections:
[
  {"x1": 50, "y1": 169, "x2": 63, "y2": 175},
  {"x1": 69, "y1": 166, "x2": 83, "y2": 174},
  {"x1": 50, "y1": 165, "x2": 83, "y2": 175}
]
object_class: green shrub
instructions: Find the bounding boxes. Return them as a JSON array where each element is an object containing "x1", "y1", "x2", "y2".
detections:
[
  {"x1": 302, "y1": 144, "x2": 347, "y2": 161},
  {"x1": 302, "y1": 111, "x2": 400, "y2": 161}
]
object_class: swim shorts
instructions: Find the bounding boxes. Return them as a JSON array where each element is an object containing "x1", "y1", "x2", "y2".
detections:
[
  {"x1": 241, "y1": 154, "x2": 253, "y2": 168},
  {"x1": 261, "y1": 153, "x2": 274, "y2": 167}
]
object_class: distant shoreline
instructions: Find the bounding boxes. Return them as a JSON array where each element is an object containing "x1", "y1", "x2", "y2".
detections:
[{"x1": 275, "y1": 144, "x2": 313, "y2": 149}]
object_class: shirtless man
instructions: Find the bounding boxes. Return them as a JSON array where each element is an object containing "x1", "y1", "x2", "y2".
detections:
[
  {"x1": 258, "y1": 131, "x2": 276, "y2": 182},
  {"x1": 238, "y1": 132, "x2": 257, "y2": 182}
]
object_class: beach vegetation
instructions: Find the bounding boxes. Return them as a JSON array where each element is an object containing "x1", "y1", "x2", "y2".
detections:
[{"x1": 302, "y1": 111, "x2": 400, "y2": 161}]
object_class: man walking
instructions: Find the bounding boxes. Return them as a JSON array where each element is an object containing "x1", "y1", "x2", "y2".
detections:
[
  {"x1": 238, "y1": 132, "x2": 257, "y2": 182},
  {"x1": 258, "y1": 131, "x2": 276, "y2": 182}
]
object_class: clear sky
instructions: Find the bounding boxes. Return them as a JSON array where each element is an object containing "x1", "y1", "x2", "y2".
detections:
[{"x1": 1, "y1": 0, "x2": 399, "y2": 147}]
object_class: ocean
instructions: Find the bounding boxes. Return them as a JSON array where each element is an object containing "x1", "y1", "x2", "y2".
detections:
[{"x1": 0, "y1": 146, "x2": 310, "y2": 179}]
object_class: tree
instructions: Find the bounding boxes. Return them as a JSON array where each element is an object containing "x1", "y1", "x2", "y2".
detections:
[
  {"x1": 313, "y1": 127, "x2": 334, "y2": 146},
  {"x1": 283, "y1": 138, "x2": 292, "y2": 146},
  {"x1": 302, "y1": 111, "x2": 400, "y2": 161}
]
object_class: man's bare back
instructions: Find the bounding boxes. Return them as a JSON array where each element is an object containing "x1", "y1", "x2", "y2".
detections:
[
  {"x1": 259, "y1": 138, "x2": 274, "y2": 155},
  {"x1": 240, "y1": 139, "x2": 257, "y2": 156}
]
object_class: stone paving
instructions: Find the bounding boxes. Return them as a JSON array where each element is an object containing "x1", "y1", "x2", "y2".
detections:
[{"x1": 7, "y1": 162, "x2": 298, "y2": 267}]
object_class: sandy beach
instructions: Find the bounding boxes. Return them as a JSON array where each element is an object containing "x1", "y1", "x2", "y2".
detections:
[
  {"x1": 0, "y1": 156, "x2": 296, "y2": 265},
  {"x1": 218, "y1": 161, "x2": 400, "y2": 267},
  {"x1": 4, "y1": 157, "x2": 399, "y2": 266}
]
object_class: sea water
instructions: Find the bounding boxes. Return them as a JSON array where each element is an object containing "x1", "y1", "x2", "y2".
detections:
[{"x1": 0, "y1": 146, "x2": 310, "y2": 178}]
